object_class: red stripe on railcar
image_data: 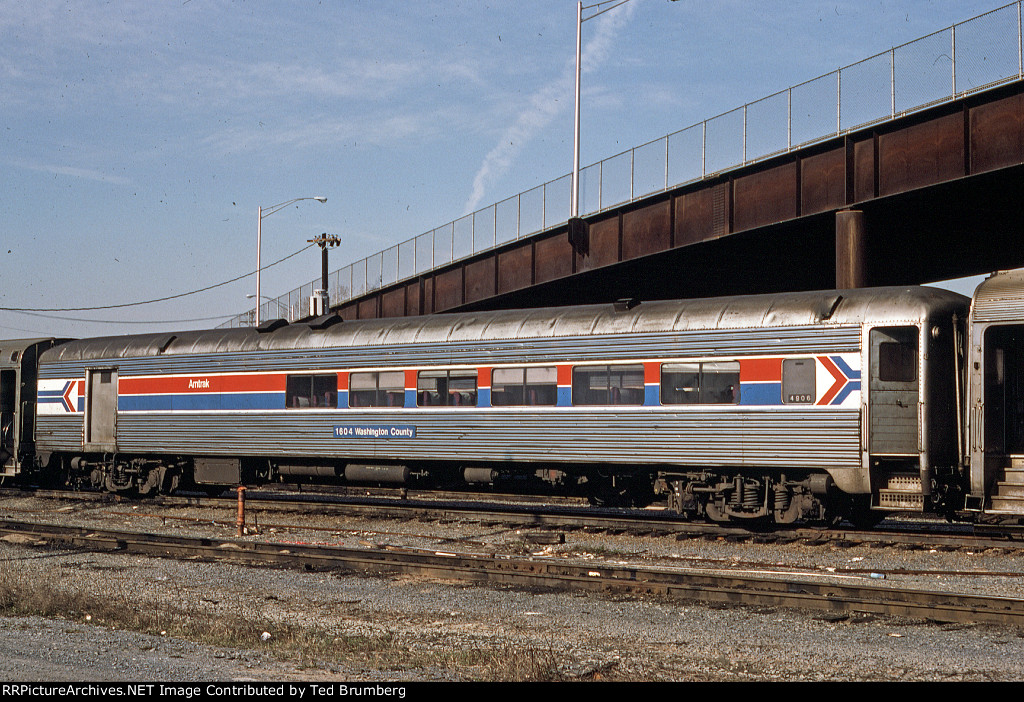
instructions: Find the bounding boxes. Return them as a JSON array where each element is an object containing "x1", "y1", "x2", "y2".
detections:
[
  {"x1": 118, "y1": 374, "x2": 287, "y2": 395},
  {"x1": 739, "y1": 358, "x2": 783, "y2": 382}
]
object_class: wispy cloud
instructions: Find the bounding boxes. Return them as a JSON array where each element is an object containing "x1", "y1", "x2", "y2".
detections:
[
  {"x1": 463, "y1": 0, "x2": 639, "y2": 214},
  {"x1": 160, "y1": 58, "x2": 437, "y2": 107},
  {"x1": 199, "y1": 104, "x2": 465, "y2": 157},
  {"x1": 9, "y1": 158, "x2": 133, "y2": 186}
]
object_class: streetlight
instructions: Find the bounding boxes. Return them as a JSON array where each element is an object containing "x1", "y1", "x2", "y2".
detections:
[
  {"x1": 572, "y1": 1, "x2": 686, "y2": 239},
  {"x1": 571, "y1": 1, "x2": 634, "y2": 220},
  {"x1": 568, "y1": 1, "x2": 635, "y2": 252},
  {"x1": 256, "y1": 196, "x2": 327, "y2": 325}
]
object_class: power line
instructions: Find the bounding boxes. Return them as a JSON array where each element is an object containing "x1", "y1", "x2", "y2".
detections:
[
  {"x1": 0, "y1": 244, "x2": 315, "y2": 313},
  {"x1": 2, "y1": 309, "x2": 236, "y2": 324}
]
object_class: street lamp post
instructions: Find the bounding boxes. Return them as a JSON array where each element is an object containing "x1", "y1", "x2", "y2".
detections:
[
  {"x1": 569, "y1": 1, "x2": 635, "y2": 253},
  {"x1": 571, "y1": 0, "x2": 633, "y2": 220},
  {"x1": 256, "y1": 196, "x2": 327, "y2": 326}
]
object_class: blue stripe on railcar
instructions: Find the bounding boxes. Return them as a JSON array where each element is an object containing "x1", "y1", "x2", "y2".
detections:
[
  {"x1": 557, "y1": 386, "x2": 572, "y2": 406},
  {"x1": 738, "y1": 382, "x2": 782, "y2": 405},
  {"x1": 118, "y1": 393, "x2": 285, "y2": 412},
  {"x1": 644, "y1": 384, "x2": 659, "y2": 406}
]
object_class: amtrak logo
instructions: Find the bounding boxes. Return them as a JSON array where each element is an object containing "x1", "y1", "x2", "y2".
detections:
[
  {"x1": 37, "y1": 380, "x2": 80, "y2": 414},
  {"x1": 817, "y1": 356, "x2": 860, "y2": 406}
]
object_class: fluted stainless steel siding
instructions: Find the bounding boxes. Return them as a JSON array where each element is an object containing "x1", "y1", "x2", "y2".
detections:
[{"x1": 55, "y1": 408, "x2": 860, "y2": 469}]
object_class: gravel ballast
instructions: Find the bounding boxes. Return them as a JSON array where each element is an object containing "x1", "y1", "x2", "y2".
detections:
[{"x1": 2, "y1": 494, "x2": 1024, "y2": 682}]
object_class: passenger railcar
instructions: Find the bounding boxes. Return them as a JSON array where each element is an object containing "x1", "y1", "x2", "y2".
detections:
[{"x1": 4, "y1": 267, "x2": 1024, "y2": 525}]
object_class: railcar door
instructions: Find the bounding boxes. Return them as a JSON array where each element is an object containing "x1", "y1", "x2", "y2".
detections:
[
  {"x1": 84, "y1": 368, "x2": 118, "y2": 452},
  {"x1": 868, "y1": 326, "x2": 919, "y2": 456},
  {"x1": 982, "y1": 325, "x2": 1024, "y2": 458},
  {"x1": 966, "y1": 323, "x2": 1024, "y2": 513}
]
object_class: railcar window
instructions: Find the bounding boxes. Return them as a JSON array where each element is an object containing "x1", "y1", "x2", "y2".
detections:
[
  {"x1": 661, "y1": 363, "x2": 700, "y2": 404},
  {"x1": 286, "y1": 374, "x2": 338, "y2": 409},
  {"x1": 782, "y1": 359, "x2": 815, "y2": 404},
  {"x1": 703, "y1": 362, "x2": 741, "y2": 404},
  {"x1": 572, "y1": 364, "x2": 644, "y2": 405},
  {"x1": 661, "y1": 362, "x2": 740, "y2": 404},
  {"x1": 879, "y1": 340, "x2": 918, "y2": 382},
  {"x1": 349, "y1": 371, "x2": 405, "y2": 407},
  {"x1": 417, "y1": 370, "x2": 478, "y2": 407},
  {"x1": 492, "y1": 366, "x2": 557, "y2": 406}
]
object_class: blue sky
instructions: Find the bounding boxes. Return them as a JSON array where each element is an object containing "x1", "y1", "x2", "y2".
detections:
[{"x1": 0, "y1": 0, "x2": 1008, "y2": 337}]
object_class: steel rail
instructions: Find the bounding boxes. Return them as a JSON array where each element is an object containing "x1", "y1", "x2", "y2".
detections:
[
  {"x1": 5, "y1": 486, "x2": 1019, "y2": 551},
  {"x1": 2, "y1": 518, "x2": 1023, "y2": 628},
  {"x1": 195, "y1": 491, "x2": 1023, "y2": 552}
]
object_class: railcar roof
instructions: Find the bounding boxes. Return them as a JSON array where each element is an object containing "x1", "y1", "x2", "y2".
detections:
[
  {"x1": 972, "y1": 268, "x2": 1024, "y2": 324},
  {"x1": 0, "y1": 338, "x2": 69, "y2": 364},
  {"x1": 40, "y1": 286, "x2": 969, "y2": 363}
]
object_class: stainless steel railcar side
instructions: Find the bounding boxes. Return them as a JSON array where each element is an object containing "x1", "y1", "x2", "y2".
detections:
[{"x1": 31, "y1": 286, "x2": 969, "y2": 522}]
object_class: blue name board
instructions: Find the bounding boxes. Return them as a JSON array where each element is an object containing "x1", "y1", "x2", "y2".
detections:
[{"x1": 334, "y1": 425, "x2": 416, "y2": 439}]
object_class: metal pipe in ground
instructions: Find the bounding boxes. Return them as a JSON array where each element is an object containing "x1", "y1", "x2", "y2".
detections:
[{"x1": 236, "y1": 486, "x2": 246, "y2": 536}]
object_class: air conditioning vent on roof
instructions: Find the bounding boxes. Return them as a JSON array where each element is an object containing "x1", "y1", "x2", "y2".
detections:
[{"x1": 256, "y1": 319, "x2": 288, "y2": 333}]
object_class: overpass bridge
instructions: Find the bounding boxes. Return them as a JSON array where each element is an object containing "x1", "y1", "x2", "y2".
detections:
[{"x1": 224, "y1": 2, "x2": 1024, "y2": 326}]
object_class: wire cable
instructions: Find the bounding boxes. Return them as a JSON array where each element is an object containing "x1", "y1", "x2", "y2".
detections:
[
  {"x1": 0, "y1": 243, "x2": 314, "y2": 313},
  {"x1": 2, "y1": 309, "x2": 237, "y2": 324}
]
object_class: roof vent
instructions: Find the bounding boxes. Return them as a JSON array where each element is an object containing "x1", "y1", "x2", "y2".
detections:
[
  {"x1": 305, "y1": 313, "x2": 343, "y2": 330},
  {"x1": 256, "y1": 318, "x2": 288, "y2": 333},
  {"x1": 820, "y1": 295, "x2": 843, "y2": 321},
  {"x1": 614, "y1": 298, "x2": 640, "y2": 312}
]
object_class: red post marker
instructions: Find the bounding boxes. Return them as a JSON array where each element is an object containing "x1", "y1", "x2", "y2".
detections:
[{"x1": 236, "y1": 486, "x2": 246, "y2": 537}]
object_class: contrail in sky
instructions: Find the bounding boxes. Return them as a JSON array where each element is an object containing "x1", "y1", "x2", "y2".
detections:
[{"x1": 464, "y1": 1, "x2": 639, "y2": 215}]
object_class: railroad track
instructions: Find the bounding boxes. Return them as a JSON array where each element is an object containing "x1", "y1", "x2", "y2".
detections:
[
  {"x1": 4, "y1": 485, "x2": 1022, "y2": 552},
  {"x1": 189, "y1": 490, "x2": 1024, "y2": 552},
  {"x1": 2, "y1": 517, "x2": 1023, "y2": 628}
]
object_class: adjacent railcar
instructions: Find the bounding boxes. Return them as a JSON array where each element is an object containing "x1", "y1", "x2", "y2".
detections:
[
  {"x1": 1, "y1": 338, "x2": 65, "y2": 478},
  {"x1": 26, "y1": 284, "x2": 969, "y2": 523},
  {"x1": 966, "y1": 269, "x2": 1024, "y2": 515}
]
